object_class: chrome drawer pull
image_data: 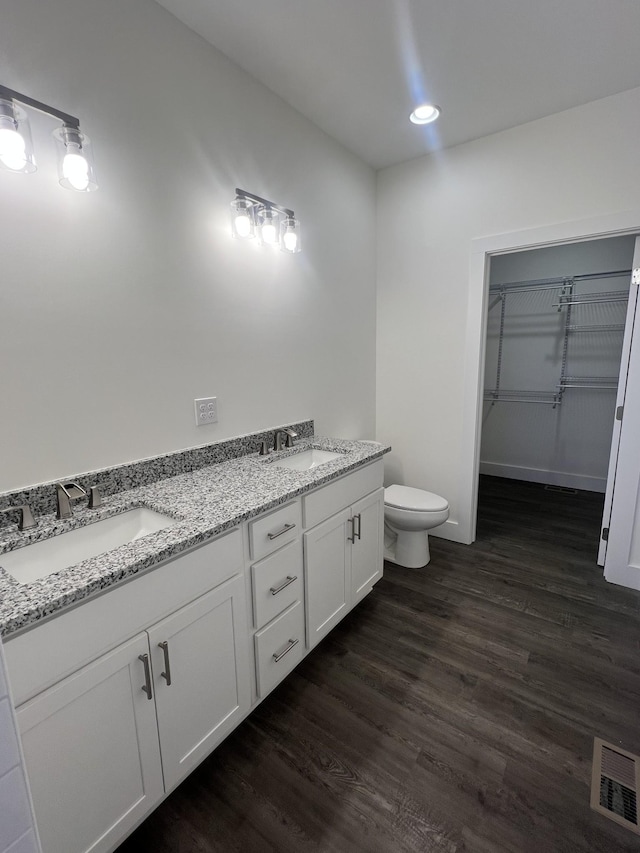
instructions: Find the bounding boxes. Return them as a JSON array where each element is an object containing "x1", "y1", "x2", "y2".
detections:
[
  {"x1": 270, "y1": 575, "x2": 297, "y2": 596},
  {"x1": 267, "y1": 522, "x2": 296, "y2": 540},
  {"x1": 273, "y1": 638, "x2": 299, "y2": 663},
  {"x1": 355, "y1": 513, "x2": 362, "y2": 540},
  {"x1": 138, "y1": 654, "x2": 153, "y2": 700},
  {"x1": 348, "y1": 517, "x2": 356, "y2": 543},
  {"x1": 158, "y1": 641, "x2": 172, "y2": 686}
]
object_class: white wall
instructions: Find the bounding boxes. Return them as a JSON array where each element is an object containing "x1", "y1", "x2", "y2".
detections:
[
  {"x1": 0, "y1": 0, "x2": 376, "y2": 492},
  {"x1": 481, "y1": 237, "x2": 634, "y2": 492},
  {"x1": 0, "y1": 643, "x2": 40, "y2": 853},
  {"x1": 376, "y1": 86, "x2": 640, "y2": 542}
]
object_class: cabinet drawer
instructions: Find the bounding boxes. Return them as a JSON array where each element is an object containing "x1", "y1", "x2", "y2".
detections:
[
  {"x1": 254, "y1": 601, "x2": 305, "y2": 698},
  {"x1": 303, "y1": 460, "x2": 384, "y2": 528},
  {"x1": 251, "y1": 540, "x2": 303, "y2": 630},
  {"x1": 248, "y1": 500, "x2": 301, "y2": 561}
]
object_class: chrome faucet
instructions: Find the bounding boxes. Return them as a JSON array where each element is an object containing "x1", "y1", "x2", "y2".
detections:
[
  {"x1": 0, "y1": 504, "x2": 36, "y2": 531},
  {"x1": 55, "y1": 482, "x2": 87, "y2": 519},
  {"x1": 273, "y1": 427, "x2": 298, "y2": 451}
]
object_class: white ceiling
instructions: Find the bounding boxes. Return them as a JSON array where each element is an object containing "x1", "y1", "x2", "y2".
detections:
[{"x1": 154, "y1": 0, "x2": 640, "y2": 169}]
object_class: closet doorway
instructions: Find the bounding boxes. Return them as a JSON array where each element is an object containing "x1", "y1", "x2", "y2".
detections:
[{"x1": 477, "y1": 235, "x2": 636, "y2": 563}]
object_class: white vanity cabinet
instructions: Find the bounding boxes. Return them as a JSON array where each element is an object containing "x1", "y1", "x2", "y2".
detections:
[
  {"x1": 6, "y1": 529, "x2": 250, "y2": 853},
  {"x1": 3, "y1": 456, "x2": 385, "y2": 853},
  {"x1": 303, "y1": 461, "x2": 384, "y2": 649}
]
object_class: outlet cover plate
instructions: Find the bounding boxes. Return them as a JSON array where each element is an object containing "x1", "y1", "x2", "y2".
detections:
[{"x1": 194, "y1": 397, "x2": 218, "y2": 426}]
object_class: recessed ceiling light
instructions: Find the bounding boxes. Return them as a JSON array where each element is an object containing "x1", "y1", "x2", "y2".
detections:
[{"x1": 409, "y1": 104, "x2": 441, "y2": 125}]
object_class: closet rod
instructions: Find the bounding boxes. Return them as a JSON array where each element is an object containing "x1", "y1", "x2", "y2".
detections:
[
  {"x1": 557, "y1": 384, "x2": 617, "y2": 390},
  {"x1": 490, "y1": 281, "x2": 567, "y2": 297},
  {"x1": 484, "y1": 398, "x2": 559, "y2": 405},
  {"x1": 488, "y1": 279, "x2": 565, "y2": 310},
  {"x1": 567, "y1": 323, "x2": 625, "y2": 333},
  {"x1": 557, "y1": 376, "x2": 618, "y2": 390},
  {"x1": 484, "y1": 390, "x2": 559, "y2": 405},
  {"x1": 489, "y1": 268, "x2": 631, "y2": 294},
  {"x1": 553, "y1": 289, "x2": 629, "y2": 308}
]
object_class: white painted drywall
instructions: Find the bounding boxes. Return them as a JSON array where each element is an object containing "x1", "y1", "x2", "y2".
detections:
[
  {"x1": 376, "y1": 86, "x2": 640, "y2": 542},
  {"x1": 481, "y1": 237, "x2": 634, "y2": 492},
  {"x1": 0, "y1": 0, "x2": 376, "y2": 491},
  {"x1": 0, "y1": 643, "x2": 41, "y2": 853}
]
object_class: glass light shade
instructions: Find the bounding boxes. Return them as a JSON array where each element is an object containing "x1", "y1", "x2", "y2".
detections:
[
  {"x1": 53, "y1": 126, "x2": 98, "y2": 192},
  {"x1": 257, "y1": 206, "x2": 280, "y2": 247},
  {"x1": 0, "y1": 100, "x2": 36, "y2": 173},
  {"x1": 230, "y1": 197, "x2": 255, "y2": 239},
  {"x1": 409, "y1": 104, "x2": 441, "y2": 125},
  {"x1": 280, "y1": 217, "x2": 301, "y2": 254}
]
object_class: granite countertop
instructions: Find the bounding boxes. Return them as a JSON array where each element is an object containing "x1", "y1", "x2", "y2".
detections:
[{"x1": 0, "y1": 437, "x2": 389, "y2": 638}]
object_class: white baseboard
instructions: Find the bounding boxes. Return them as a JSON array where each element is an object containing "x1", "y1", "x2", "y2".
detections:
[{"x1": 479, "y1": 461, "x2": 606, "y2": 493}]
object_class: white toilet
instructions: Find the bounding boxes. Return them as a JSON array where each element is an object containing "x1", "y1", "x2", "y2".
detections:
[{"x1": 384, "y1": 485, "x2": 449, "y2": 568}]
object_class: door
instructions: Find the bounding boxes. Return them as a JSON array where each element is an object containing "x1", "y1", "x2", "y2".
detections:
[
  {"x1": 304, "y1": 507, "x2": 350, "y2": 649},
  {"x1": 603, "y1": 252, "x2": 640, "y2": 589},
  {"x1": 148, "y1": 575, "x2": 251, "y2": 791},
  {"x1": 17, "y1": 633, "x2": 163, "y2": 853},
  {"x1": 351, "y1": 489, "x2": 384, "y2": 604},
  {"x1": 598, "y1": 270, "x2": 640, "y2": 565}
]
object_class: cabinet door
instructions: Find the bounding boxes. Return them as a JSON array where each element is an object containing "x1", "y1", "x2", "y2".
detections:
[
  {"x1": 304, "y1": 507, "x2": 351, "y2": 649},
  {"x1": 17, "y1": 633, "x2": 163, "y2": 853},
  {"x1": 148, "y1": 574, "x2": 251, "y2": 791},
  {"x1": 351, "y1": 488, "x2": 385, "y2": 605}
]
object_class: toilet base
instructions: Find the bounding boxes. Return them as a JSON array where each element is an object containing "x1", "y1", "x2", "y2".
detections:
[{"x1": 384, "y1": 524, "x2": 431, "y2": 569}]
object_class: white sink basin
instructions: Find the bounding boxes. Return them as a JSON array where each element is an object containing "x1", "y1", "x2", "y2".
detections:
[
  {"x1": 1, "y1": 507, "x2": 176, "y2": 585},
  {"x1": 271, "y1": 449, "x2": 342, "y2": 471}
]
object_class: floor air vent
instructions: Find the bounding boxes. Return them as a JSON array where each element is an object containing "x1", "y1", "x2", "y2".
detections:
[
  {"x1": 591, "y1": 738, "x2": 640, "y2": 834},
  {"x1": 544, "y1": 484, "x2": 578, "y2": 495}
]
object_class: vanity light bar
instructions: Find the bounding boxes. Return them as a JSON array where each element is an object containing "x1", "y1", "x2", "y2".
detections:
[
  {"x1": 231, "y1": 188, "x2": 301, "y2": 253},
  {"x1": 235, "y1": 188, "x2": 294, "y2": 219},
  {"x1": 0, "y1": 84, "x2": 97, "y2": 191},
  {"x1": 0, "y1": 84, "x2": 80, "y2": 129}
]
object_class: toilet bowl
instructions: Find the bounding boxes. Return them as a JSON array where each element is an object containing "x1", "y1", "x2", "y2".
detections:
[{"x1": 384, "y1": 485, "x2": 449, "y2": 568}]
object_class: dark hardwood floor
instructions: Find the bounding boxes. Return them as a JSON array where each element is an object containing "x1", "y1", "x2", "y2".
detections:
[{"x1": 118, "y1": 476, "x2": 640, "y2": 852}]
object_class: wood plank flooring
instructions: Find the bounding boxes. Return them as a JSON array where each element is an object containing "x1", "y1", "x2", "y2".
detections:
[{"x1": 117, "y1": 476, "x2": 640, "y2": 852}]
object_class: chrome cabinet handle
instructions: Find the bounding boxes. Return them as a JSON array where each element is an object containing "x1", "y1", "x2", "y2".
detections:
[
  {"x1": 267, "y1": 522, "x2": 296, "y2": 540},
  {"x1": 158, "y1": 641, "x2": 172, "y2": 686},
  {"x1": 273, "y1": 638, "x2": 299, "y2": 663},
  {"x1": 270, "y1": 575, "x2": 297, "y2": 596},
  {"x1": 355, "y1": 513, "x2": 362, "y2": 541},
  {"x1": 348, "y1": 517, "x2": 356, "y2": 543},
  {"x1": 138, "y1": 654, "x2": 153, "y2": 700}
]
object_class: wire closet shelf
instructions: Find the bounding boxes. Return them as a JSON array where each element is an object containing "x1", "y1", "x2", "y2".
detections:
[{"x1": 484, "y1": 269, "x2": 630, "y2": 408}]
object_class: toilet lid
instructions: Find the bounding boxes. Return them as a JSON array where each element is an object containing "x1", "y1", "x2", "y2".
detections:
[{"x1": 385, "y1": 485, "x2": 448, "y2": 512}]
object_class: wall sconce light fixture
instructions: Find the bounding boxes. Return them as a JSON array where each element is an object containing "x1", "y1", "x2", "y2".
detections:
[
  {"x1": 0, "y1": 84, "x2": 97, "y2": 192},
  {"x1": 231, "y1": 188, "x2": 300, "y2": 253}
]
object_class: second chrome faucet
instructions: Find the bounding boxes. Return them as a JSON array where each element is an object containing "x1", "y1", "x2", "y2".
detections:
[
  {"x1": 273, "y1": 428, "x2": 297, "y2": 452},
  {"x1": 55, "y1": 482, "x2": 102, "y2": 519}
]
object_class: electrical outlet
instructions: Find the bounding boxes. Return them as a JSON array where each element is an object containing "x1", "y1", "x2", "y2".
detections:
[{"x1": 194, "y1": 397, "x2": 218, "y2": 426}]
